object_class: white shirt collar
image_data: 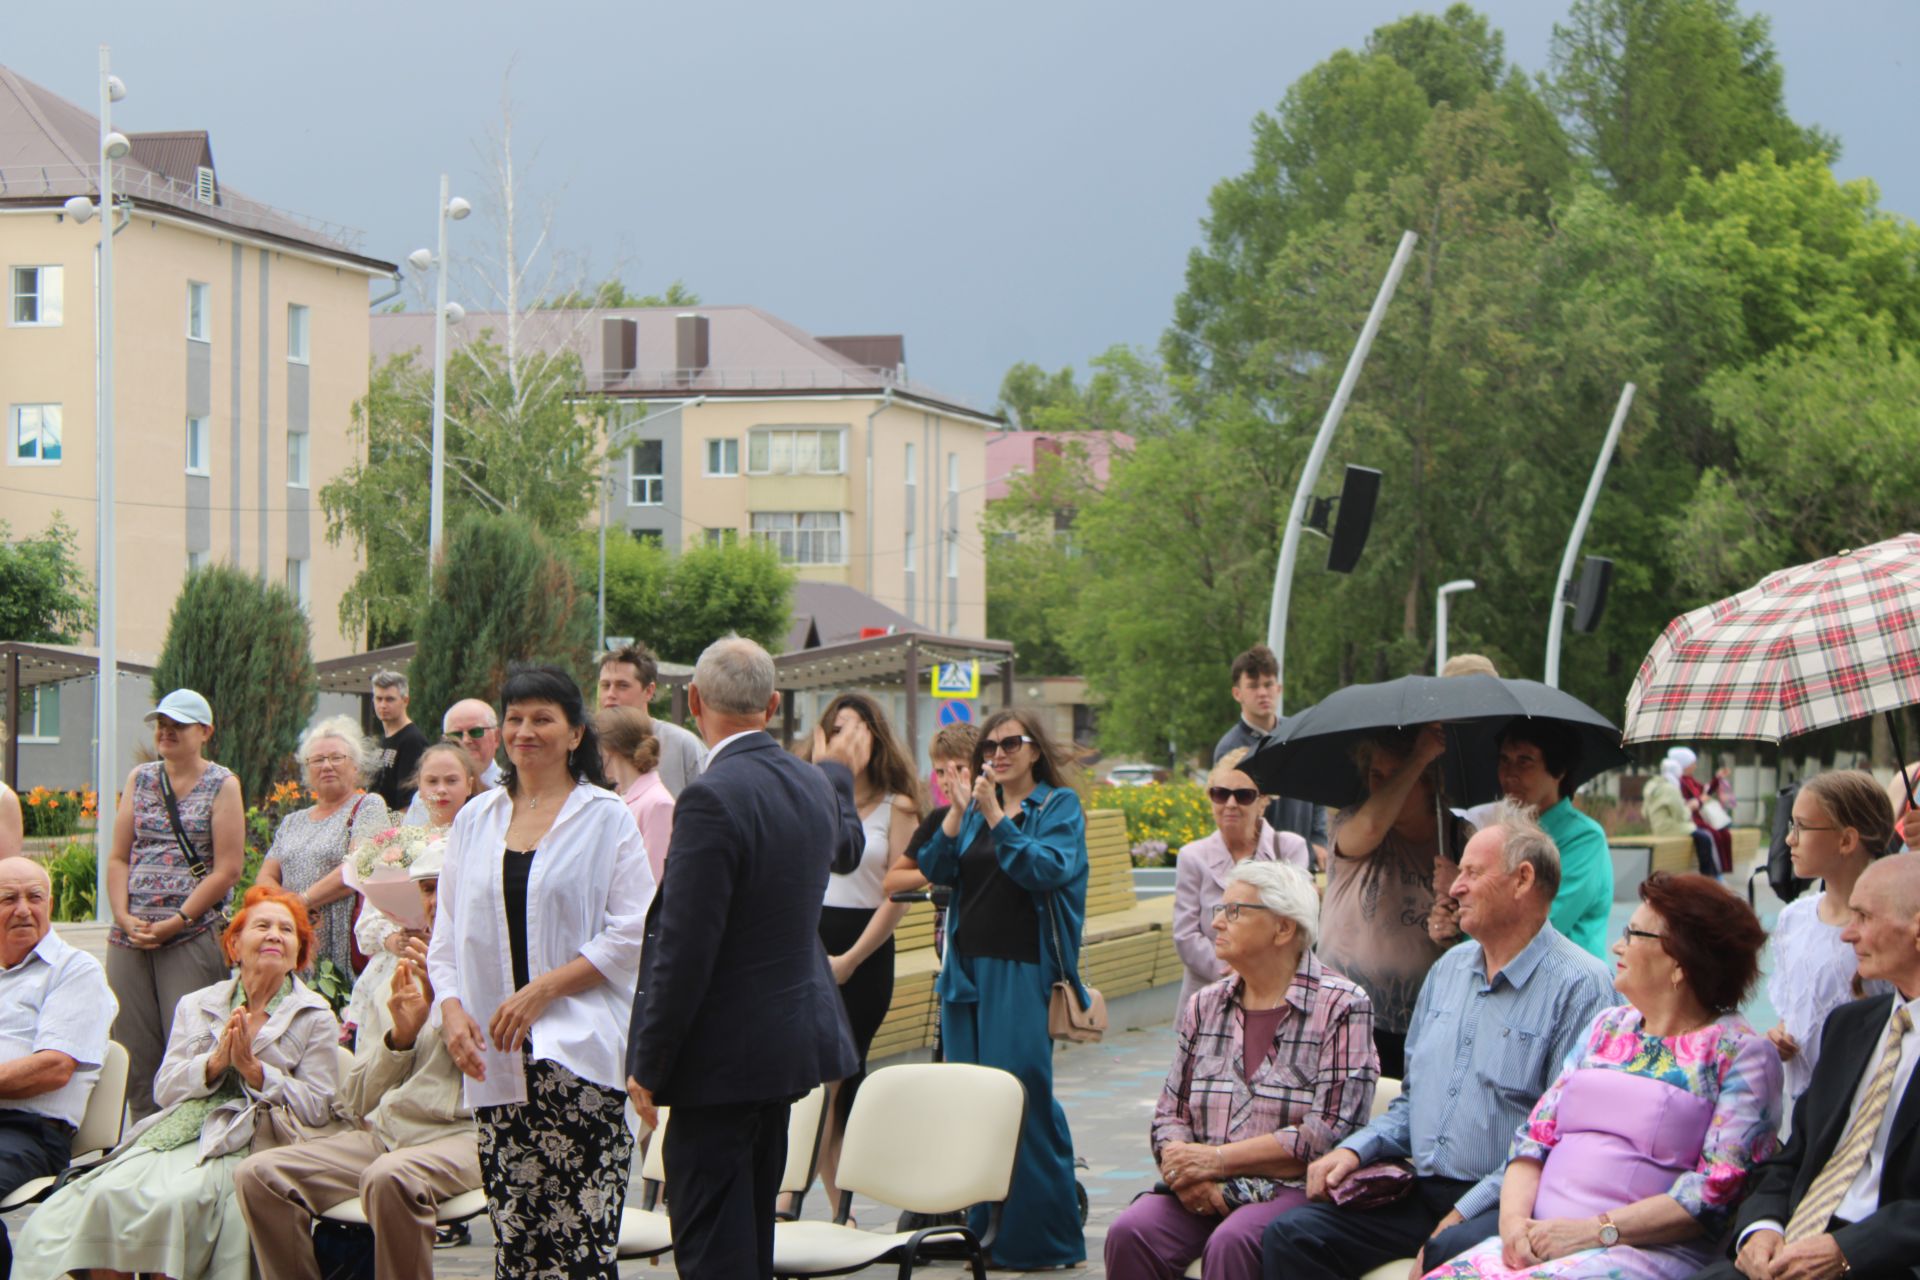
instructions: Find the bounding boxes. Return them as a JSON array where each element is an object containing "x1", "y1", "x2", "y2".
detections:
[{"x1": 706, "y1": 729, "x2": 763, "y2": 766}]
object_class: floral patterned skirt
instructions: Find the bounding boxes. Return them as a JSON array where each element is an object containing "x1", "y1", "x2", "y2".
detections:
[{"x1": 476, "y1": 1055, "x2": 634, "y2": 1279}]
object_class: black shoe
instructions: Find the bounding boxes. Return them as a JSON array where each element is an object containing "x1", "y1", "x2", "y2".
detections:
[{"x1": 434, "y1": 1222, "x2": 471, "y2": 1250}]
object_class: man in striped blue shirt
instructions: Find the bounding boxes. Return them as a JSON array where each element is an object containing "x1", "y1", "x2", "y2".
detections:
[{"x1": 1262, "y1": 801, "x2": 1616, "y2": 1280}]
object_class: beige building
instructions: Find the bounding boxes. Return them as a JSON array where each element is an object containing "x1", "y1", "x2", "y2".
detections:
[
  {"x1": 371, "y1": 306, "x2": 1002, "y2": 636},
  {"x1": 1, "y1": 66, "x2": 397, "y2": 669}
]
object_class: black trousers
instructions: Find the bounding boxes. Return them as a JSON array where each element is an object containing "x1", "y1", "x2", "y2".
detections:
[
  {"x1": 1260, "y1": 1174, "x2": 1497, "y2": 1280},
  {"x1": 664, "y1": 1098, "x2": 793, "y2": 1280},
  {"x1": 0, "y1": 1110, "x2": 74, "y2": 1277}
]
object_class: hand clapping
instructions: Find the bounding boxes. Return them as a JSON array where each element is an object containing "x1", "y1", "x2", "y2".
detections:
[
  {"x1": 387, "y1": 958, "x2": 432, "y2": 1050},
  {"x1": 972, "y1": 772, "x2": 1004, "y2": 826}
]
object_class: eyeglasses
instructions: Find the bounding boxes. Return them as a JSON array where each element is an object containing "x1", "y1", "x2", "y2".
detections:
[
  {"x1": 1208, "y1": 786, "x2": 1260, "y2": 806},
  {"x1": 981, "y1": 734, "x2": 1034, "y2": 756},
  {"x1": 1210, "y1": 902, "x2": 1275, "y2": 923},
  {"x1": 1786, "y1": 819, "x2": 1839, "y2": 836},
  {"x1": 1620, "y1": 924, "x2": 1666, "y2": 945},
  {"x1": 305, "y1": 753, "x2": 351, "y2": 769},
  {"x1": 449, "y1": 726, "x2": 495, "y2": 741}
]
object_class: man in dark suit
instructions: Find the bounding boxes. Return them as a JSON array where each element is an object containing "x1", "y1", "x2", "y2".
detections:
[
  {"x1": 626, "y1": 634, "x2": 865, "y2": 1280},
  {"x1": 1696, "y1": 853, "x2": 1920, "y2": 1280}
]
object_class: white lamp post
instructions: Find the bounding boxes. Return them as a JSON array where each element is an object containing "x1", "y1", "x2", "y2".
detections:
[
  {"x1": 1435, "y1": 579, "x2": 1476, "y2": 675},
  {"x1": 1543, "y1": 383, "x2": 1635, "y2": 687},
  {"x1": 409, "y1": 175, "x2": 470, "y2": 565},
  {"x1": 62, "y1": 47, "x2": 129, "y2": 921}
]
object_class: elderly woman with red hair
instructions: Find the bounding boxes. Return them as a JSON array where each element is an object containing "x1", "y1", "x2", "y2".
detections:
[{"x1": 17, "y1": 885, "x2": 340, "y2": 1280}]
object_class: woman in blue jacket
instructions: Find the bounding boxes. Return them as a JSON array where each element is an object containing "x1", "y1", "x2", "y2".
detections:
[{"x1": 918, "y1": 708, "x2": 1088, "y2": 1268}]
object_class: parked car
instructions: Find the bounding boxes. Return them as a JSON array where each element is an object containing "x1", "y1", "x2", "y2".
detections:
[{"x1": 1102, "y1": 763, "x2": 1168, "y2": 787}]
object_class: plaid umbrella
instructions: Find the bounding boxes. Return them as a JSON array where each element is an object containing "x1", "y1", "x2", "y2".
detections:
[{"x1": 1622, "y1": 533, "x2": 1920, "y2": 744}]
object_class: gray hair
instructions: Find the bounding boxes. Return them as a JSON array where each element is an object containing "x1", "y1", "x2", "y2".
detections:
[
  {"x1": 692, "y1": 634, "x2": 776, "y2": 715},
  {"x1": 297, "y1": 715, "x2": 375, "y2": 783},
  {"x1": 1225, "y1": 859, "x2": 1321, "y2": 950},
  {"x1": 371, "y1": 670, "x2": 409, "y2": 696},
  {"x1": 1484, "y1": 798, "x2": 1562, "y2": 898}
]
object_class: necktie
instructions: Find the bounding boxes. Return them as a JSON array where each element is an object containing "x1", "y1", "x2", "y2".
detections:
[{"x1": 1785, "y1": 1004, "x2": 1914, "y2": 1242}]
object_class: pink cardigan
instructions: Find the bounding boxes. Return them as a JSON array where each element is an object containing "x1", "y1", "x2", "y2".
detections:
[{"x1": 623, "y1": 770, "x2": 676, "y2": 885}]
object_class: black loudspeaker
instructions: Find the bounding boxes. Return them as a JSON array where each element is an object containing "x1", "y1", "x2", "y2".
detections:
[
  {"x1": 1571, "y1": 555, "x2": 1613, "y2": 633},
  {"x1": 1325, "y1": 466, "x2": 1382, "y2": 574}
]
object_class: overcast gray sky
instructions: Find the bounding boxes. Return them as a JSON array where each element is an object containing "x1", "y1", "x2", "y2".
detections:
[{"x1": 16, "y1": 0, "x2": 1918, "y2": 411}]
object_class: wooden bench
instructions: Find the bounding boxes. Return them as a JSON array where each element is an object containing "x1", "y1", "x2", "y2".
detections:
[
  {"x1": 1608, "y1": 828, "x2": 1765, "y2": 885},
  {"x1": 872, "y1": 809, "x2": 1177, "y2": 1061}
]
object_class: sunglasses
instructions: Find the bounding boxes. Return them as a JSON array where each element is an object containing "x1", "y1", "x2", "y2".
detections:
[
  {"x1": 1208, "y1": 786, "x2": 1260, "y2": 806},
  {"x1": 449, "y1": 726, "x2": 495, "y2": 741},
  {"x1": 981, "y1": 734, "x2": 1034, "y2": 756}
]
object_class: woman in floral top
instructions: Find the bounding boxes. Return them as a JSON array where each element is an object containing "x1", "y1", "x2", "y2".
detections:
[
  {"x1": 1426, "y1": 874, "x2": 1781, "y2": 1280},
  {"x1": 1107, "y1": 860, "x2": 1377, "y2": 1280}
]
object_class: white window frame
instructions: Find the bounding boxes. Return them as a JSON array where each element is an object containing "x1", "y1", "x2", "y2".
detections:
[
  {"x1": 10, "y1": 265, "x2": 62, "y2": 327},
  {"x1": 948, "y1": 451, "x2": 959, "y2": 496},
  {"x1": 745, "y1": 427, "x2": 846, "y2": 476},
  {"x1": 287, "y1": 431, "x2": 310, "y2": 488},
  {"x1": 195, "y1": 165, "x2": 217, "y2": 204},
  {"x1": 629, "y1": 440, "x2": 665, "y2": 506},
  {"x1": 185, "y1": 414, "x2": 211, "y2": 475},
  {"x1": 750, "y1": 511, "x2": 846, "y2": 565},
  {"x1": 15, "y1": 685, "x2": 59, "y2": 744},
  {"x1": 703, "y1": 438, "x2": 739, "y2": 477},
  {"x1": 286, "y1": 556, "x2": 310, "y2": 611},
  {"x1": 287, "y1": 303, "x2": 310, "y2": 363},
  {"x1": 9, "y1": 404, "x2": 62, "y2": 466},
  {"x1": 187, "y1": 549, "x2": 209, "y2": 574},
  {"x1": 187, "y1": 281, "x2": 211, "y2": 342}
]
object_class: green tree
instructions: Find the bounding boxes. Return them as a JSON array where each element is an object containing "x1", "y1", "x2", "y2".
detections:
[
  {"x1": 410, "y1": 513, "x2": 597, "y2": 732},
  {"x1": 981, "y1": 443, "x2": 1105, "y2": 675},
  {"x1": 590, "y1": 535, "x2": 793, "y2": 663},
  {"x1": 321, "y1": 335, "x2": 604, "y2": 646},
  {"x1": 150, "y1": 566, "x2": 316, "y2": 803},
  {"x1": 539, "y1": 279, "x2": 700, "y2": 310},
  {"x1": 1548, "y1": 0, "x2": 1834, "y2": 212},
  {"x1": 0, "y1": 515, "x2": 90, "y2": 642},
  {"x1": 995, "y1": 345, "x2": 1170, "y2": 434}
]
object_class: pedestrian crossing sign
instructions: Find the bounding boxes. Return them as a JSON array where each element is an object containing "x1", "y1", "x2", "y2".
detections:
[{"x1": 931, "y1": 660, "x2": 979, "y2": 698}]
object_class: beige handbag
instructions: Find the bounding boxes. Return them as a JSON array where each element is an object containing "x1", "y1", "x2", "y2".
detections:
[{"x1": 1044, "y1": 895, "x2": 1107, "y2": 1043}]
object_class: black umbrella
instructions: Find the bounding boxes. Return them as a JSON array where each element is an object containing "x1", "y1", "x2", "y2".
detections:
[{"x1": 1237, "y1": 674, "x2": 1630, "y2": 810}]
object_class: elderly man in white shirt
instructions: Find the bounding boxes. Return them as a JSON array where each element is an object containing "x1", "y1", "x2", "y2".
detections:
[{"x1": 0, "y1": 856, "x2": 116, "y2": 1276}]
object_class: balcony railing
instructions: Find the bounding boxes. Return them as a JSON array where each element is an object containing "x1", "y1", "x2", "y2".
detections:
[
  {"x1": 587, "y1": 365, "x2": 905, "y2": 392},
  {"x1": 0, "y1": 162, "x2": 365, "y2": 254}
]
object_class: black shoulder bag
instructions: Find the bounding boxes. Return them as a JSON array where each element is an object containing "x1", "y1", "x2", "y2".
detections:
[{"x1": 155, "y1": 766, "x2": 211, "y2": 881}]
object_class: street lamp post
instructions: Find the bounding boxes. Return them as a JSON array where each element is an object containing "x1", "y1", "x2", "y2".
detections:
[
  {"x1": 1543, "y1": 383, "x2": 1636, "y2": 688},
  {"x1": 1435, "y1": 579, "x2": 1476, "y2": 675},
  {"x1": 409, "y1": 175, "x2": 470, "y2": 566},
  {"x1": 66, "y1": 48, "x2": 130, "y2": 921}
]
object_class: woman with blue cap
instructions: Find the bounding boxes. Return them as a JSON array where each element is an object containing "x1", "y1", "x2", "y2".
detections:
[{"x1": 106, "y1": 688, "x2": 246, "y2": 1121}]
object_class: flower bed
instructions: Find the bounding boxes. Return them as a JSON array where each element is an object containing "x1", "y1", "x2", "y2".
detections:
[
  {"x1": 19, "y1": 786, "x2": 95, "y2": 839},
  {"x1": 1090, "y1": 782, "x2": 1215, "y2": 865}
]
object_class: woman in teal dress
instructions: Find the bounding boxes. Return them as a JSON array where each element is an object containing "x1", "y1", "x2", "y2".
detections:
[
  {"x1": 18, "y1": 885, "x2": 339, "y2": 1280},
  {"x1": 1424, "y1": 873, "x2": 1781, "y2": 1280},
  {"x1": 917, "y1": 709, "x2": 1088, "y2": 1268}
]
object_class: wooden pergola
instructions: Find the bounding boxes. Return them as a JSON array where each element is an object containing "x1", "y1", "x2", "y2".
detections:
[{"x1": 1, "y1": 641, "x2": 158, "y2": 789}]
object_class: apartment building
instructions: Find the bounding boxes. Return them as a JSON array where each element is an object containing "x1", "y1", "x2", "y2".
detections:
[
  {"x1": 1, "y1": 65, "x2": 396, "y2": 785},
  {"x1": 371, "y1": 305, "x2": 1002, "y2": 636}
]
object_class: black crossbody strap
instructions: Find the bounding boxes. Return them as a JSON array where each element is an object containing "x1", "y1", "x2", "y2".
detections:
[{"x1": 155, "y1": 766, "x2": 210, "y2": 881}]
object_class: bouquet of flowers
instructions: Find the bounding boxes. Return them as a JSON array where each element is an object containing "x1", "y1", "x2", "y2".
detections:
[{"x1": 344, "y1": 826, "x2": 439, "y2": 930}]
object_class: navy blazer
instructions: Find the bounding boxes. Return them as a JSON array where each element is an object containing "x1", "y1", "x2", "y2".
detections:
[
  {"x1": 1735, "y1": 994, "x2": 1920, "y2": 1277},
  {"x1": 626, "y1": 732, "x2": 863, "y2": 1107}
]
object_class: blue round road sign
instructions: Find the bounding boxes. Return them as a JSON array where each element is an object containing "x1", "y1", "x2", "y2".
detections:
[{"x1": 939, "y1": 701, "x2": 972, "y2": 725}]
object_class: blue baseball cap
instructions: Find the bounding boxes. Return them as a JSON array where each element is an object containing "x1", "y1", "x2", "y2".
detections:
[{"x1": 144, "y1": 689, "x2": 214, "y2": 728}]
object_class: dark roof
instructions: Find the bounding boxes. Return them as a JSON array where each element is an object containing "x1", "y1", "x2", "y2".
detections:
[
  {"x1": 0, "y1": 65, "x2": 394, "y2": 273},
  {"x1": 785, "y1": 582, "x2": 919, "y2": 652}
]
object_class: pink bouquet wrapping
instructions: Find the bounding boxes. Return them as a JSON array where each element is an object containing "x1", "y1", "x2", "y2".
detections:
[{"x1": 343, "y1": 826, "x2": 436, "y2": 931}]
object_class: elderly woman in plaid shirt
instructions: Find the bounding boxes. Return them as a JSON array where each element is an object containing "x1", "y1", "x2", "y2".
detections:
[{"x1": 1106, "y1": 860, "x2": 1378, "y2": 1280}]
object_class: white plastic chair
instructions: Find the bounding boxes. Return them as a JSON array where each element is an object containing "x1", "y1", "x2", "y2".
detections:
[
  {"x1": 0, "y1": 1041, "x2": 130, "y2": 1211},
  {"x1": 771, "y1": 1064, "x2": 1025, "y2": 1280}
]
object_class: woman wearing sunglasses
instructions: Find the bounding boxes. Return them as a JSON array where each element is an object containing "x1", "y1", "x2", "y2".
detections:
[
  {"x1": 917, "y1": 708, "x2": 1089, "y2": 1269},
  {"x1": 1173, "y1": 748, "x2": 1311, "y2": 1012}
]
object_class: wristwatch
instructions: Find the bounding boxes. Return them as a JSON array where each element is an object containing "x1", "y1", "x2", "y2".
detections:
[
  {"x1": 175, "y1": 908, "x2": 192, "y2": 924},
  {"x1": 1597, "y1": 1213, "x2": 1620, "y2": 1248}
]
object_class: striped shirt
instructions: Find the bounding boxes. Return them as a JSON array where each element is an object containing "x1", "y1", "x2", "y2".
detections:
[
  {"x1": 1338, "y1": 922, "x2": 1615, "y2": 1220},
  {"x1": 1152, "y1": 952, "x2": 1377, "y2": 1170}
]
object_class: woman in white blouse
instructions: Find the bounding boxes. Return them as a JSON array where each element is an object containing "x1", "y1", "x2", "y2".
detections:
[{"x1": 427, "y1": 665, "x2": 654, "y2": 1279}]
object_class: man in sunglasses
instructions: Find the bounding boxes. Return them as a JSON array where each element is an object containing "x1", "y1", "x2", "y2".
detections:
[{"x1": 402, "y1": 699, "x2": 501, "y2": 825}]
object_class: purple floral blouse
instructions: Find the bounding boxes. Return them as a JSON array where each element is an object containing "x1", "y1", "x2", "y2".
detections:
[{"x1": 109, "y1": 761, "x2": 234, "y2": 947}]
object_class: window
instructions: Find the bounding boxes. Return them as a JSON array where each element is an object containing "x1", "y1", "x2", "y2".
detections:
[
  {"x1": 704, "y1": 528, "x2": 737, "y2": 547},
  {"x1": 9, "y1": 405, "x2": 61, "y2": 464},
  {"x1": 286, "y1": 557, "x2": 309, "y2": 611},
  {"x1": 905, "y1": 441, "x2": 918, "y2": 485},
  {"x1": 10, "y1": 266, "x2": 62, "y2": 326},
  {"x1": 14, "y1": 685, "x2": 59, "y2": 743},
  {"x1": 196, "y1": 165, "x2": 217, "y2": 204},
  {"x1": 750, "y1": 511, "x2": 844, "y2": 564},
  {"x1": 746, "y1": 428, "x2": 844, "y2": 476},
  {"x1": 704, "y1": 438, "x2": 739, "y2": 477},
  {"x1": 185, "y1": 414, "x2": 210, "y2": 475},
  {"x1": 187, "y1": 281, "x2": 210, "y2": 341},
  {"x1": 287, "y1": 304, "x2": 310, "y2": 363},
  {"x1": 630, "y1": 529, "x2": 664, "y2": 547},
  {"x1": 287, "y1": 431, "x2": 309, "y2": 487},
  {"x1": 187, "y1": 549, "x2": 208, "y2": 574},
  {"x1": 948, "y1": 452, "x2": 959, "y2": 495},
  {"x1": 629, "y1": 440, "x2": 664, "y2": 505}
]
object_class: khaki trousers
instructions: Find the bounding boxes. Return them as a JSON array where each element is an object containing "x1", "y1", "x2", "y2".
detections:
[{"x1": 233, "y1": 1128, "x2": 480, "y2": 1280}]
